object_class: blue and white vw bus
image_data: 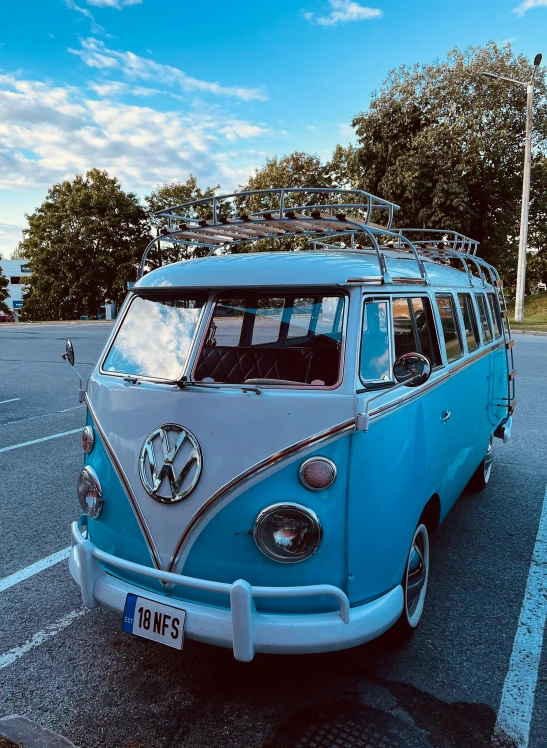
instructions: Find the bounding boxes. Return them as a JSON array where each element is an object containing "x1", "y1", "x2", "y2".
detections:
[{"x1": 68, "y1": 188, "x2": 515, "y2": 661}]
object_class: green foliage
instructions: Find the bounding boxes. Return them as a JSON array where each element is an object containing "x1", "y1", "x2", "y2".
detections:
[
  {"x1": 19, "y1": 169, "x2": 150, "y2": 321},
  {"x1": 144, "y1": 175, "x2": 219, "y2": 266},
  {"x1": 234, "y1": 152, "x2": 337, "y2": 252},
  {"x1": 0, "y1": 265, "x2": 10, "y2": 315},
  {"x1": 346, "y1": 42, "x2": 547, "y2": 287}
]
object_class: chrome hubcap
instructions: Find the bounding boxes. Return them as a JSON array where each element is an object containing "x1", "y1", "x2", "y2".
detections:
[
  {"x1": 405, "y1": 526, "x2": 429, "y2": 627},
  {"x1": 484, "y1": 438, "x2": 494, "y2": 483}
]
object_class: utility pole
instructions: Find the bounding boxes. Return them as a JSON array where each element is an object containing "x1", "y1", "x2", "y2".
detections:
[{"x1": 482, "y1": 53, "x2": 542, "y2": 323}]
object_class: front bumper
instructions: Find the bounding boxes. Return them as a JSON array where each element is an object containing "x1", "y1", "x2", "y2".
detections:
[{"x1": 69, "y1": 522, "x2": 403, "y2": 661}]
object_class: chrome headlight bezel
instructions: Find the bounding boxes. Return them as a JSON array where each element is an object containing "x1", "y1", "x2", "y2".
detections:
[
  {"x1": 299, "y1": 457, "x2": 337, "y2": 491},
  {"x1": 77, "y1": 466, "x2": 103, "y2": 519},
  {"x1": 253, "y1": 502, "x2": 322, "y2": 563},
  {"x1": 82, "y1": 425, "x2": 95, "y2": 455}
]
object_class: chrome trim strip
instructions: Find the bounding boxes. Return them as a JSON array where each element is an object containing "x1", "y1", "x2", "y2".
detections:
[
  {"x1": 167, "y1": 417, "x2": 356, "y2": 573},
  {"x1": 85, "y1": 395, "x2": 163, "y2": 570}
]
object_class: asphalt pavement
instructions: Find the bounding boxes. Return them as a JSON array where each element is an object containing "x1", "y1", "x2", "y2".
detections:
[{"x1": 0, "y1": 322, "x2": 546, "y2": 748}]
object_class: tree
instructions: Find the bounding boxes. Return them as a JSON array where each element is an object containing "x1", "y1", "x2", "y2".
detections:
[
  {"x1": 19, "y1": 169, "x2": 151, "y2": 321},
  {"x1": 0, "y1": 266, "x2": 10, "y2": 315},
  {"x1": 233, "y1": 152, "x2": 338, "y2": 252},
  {"x1": 144, "y1": 175, "x2": 219, "y2": 267},
  {"x1": 346, "y1": 42, "x2": 547, "y2": 288}
]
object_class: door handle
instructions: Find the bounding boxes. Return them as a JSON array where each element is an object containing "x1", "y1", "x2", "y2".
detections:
[{"x1": 441, "y1": 410, "x2": 451, "y2": 423}]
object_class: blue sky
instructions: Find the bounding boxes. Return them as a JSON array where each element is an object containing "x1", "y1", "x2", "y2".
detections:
[{"x1": 0, "y1": 0, "x2": 546, "y2": 255}]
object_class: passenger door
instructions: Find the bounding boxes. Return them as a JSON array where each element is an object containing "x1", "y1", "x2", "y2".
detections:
[{"x1": 348, "y1": 294, "x2": 452, "y2": 606}]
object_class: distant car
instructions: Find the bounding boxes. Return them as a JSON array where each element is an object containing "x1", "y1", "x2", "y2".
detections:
[{"x1": 0, "y1": 311, "x2": 15, "y2": 322}]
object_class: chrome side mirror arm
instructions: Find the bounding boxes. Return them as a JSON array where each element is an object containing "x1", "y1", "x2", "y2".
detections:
[
  {"x1": 62, "y1": 339, "x2": 86, "y2": 403},
  {"x1": 62, "y1": 361, "x2": 86, "y2": 403}
]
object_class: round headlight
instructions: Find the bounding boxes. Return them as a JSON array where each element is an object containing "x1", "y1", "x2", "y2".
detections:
[
  {"x1": 77, "y1": 466, "x2": 103, "y2": 519},
  {"x1": 253, "y1": 503, "x2": 322, "y2": 563},
  {"x1": 82, "y1": 425, "x2": 95, "y2": 454},
  {"x1": 299, "y1": 457, "x2": 337, "y2": 491}
]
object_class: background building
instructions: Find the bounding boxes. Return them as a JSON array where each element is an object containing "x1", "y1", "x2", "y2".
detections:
[{"x1": 0, "y1": 259, "x2": 31, "y2": 320}]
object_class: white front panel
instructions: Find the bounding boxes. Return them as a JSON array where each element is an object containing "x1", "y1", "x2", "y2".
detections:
[{"x1": 89, "y1": 375, "x2": 355, "y2": 569}]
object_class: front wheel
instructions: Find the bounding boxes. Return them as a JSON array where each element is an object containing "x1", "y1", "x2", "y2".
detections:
[
  {"x1": 467, "y1": 435, "x2": 494, "y2": 493},
  {"x1": 389, "y1": 523, "x2": 430, "y2": 642}
]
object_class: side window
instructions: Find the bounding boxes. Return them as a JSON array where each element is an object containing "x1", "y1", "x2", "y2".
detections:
[
  {"x1": 410, "y1": 297, "x2": 441, "y2": 367},
  {"x1": 487, "y1": 293, "x2": 503, "y2": 338},
  {"x1": 435, "y1": 294, "x2": 463, "y2": 362},
  {"x1": 392, "y1": 297, "x2": 441, "y2": 366},
  {"x1": 475, "y1": 294, "x2": 493, "y2": 343},
  {"x1": 314, "y1": 296, "x2": 344, "y2": 337},
  {"x1": 251, "y1": 297, "x2": 284, "y2": 345},
  {"x1": 360, "y1": 298, "x2": 391, "y2": 383},
  {"x1": 457, "y1": 293, "x2": 480, "y2": 353},
  {"x1": 287, "y1": 298, "x2": 314, "y2": 339},
  {"x1": 211, "y1": 298, "x2": 245, "y2": 346}
]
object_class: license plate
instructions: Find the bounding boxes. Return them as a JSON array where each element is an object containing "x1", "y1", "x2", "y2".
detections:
[{"x1": 122, "y1": 593, "x2": 185, "y2": 650}]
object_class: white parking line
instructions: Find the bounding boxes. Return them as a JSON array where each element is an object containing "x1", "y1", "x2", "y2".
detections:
[
  {"x1": 0, "y1": 398, "x2": 21, "y2": 405},
  {"x1": 2, "y1": 404, "x2": 84, "y2": 427},
  {"x1": 0, "y1": 547, "x2": 71, "y2": 593},
  {"x1": 0, "y1": 428, "x2": 81, "y2": 453},
  {"x1": 492, "y1": 485, "x2": 547, "y2": 748},
  {"x1": 0, "y1": 609, "x2": 87, "y2": 670}
]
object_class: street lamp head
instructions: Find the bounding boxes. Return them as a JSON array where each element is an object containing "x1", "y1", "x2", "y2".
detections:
[
  {"x1": 534, "y1": 53, "x2": 542, "y2": 67},
  {"x1": 482, "y1": 72, "x2": 498, "y2": 79}
]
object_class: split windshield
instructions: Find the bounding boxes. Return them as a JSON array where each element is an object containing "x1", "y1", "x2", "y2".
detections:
[
  {"x1": 103, "y1": 294, "x2": 207, "y2": 380},
  {"x1": 194, "y1": 292, "x2": 345, "y2": 387}
]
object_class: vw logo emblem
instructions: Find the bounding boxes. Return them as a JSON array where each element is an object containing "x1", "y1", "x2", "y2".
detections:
[{"x1": 139, "y1": 424, "x2": 202, "y2": 504}]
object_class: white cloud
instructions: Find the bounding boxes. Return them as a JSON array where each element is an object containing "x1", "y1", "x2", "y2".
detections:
[
  {"x1": 0, "y1": 223, "x2": 24, "y2": 257},
  {"x1": 305, "y1": 0, "x2": 383, "y2": 26},
  {"x1": 513, "y1": 0, "x2": 547, "y2": 14},
  {"x1": 69, "y1": 38, "x2": 267, "y2": 101},
  {"x1": 65, "y1": 0, "x2": 105, "y2": 35},
  {"x1": 86, "y1": 0, "x2": 142, "y2": 8},
  {"x1": 0, "y1": 73, "x2": 269, "y2": 194}
]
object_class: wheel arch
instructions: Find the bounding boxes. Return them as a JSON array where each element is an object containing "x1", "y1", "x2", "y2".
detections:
[{"x1": 420, "y1": 493, "x2": 441, "y2": 535}]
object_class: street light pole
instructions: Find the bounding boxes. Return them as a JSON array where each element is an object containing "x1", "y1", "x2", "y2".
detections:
[{"x1": 482, "y1": 53, "x2": 542, "y2": 323}]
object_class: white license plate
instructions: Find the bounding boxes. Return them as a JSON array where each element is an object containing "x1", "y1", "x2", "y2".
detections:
[{"x1": 122, "y1": 594, "x2": 185, "y2": 650}]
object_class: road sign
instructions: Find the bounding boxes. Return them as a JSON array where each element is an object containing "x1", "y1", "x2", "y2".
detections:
[{"x1": 12, "y1": 301, "x2": 23, "y2": 309}]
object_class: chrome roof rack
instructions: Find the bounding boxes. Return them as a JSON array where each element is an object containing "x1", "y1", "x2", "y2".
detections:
[
  {"x1": 137, "y1": 187, "x2": 495, "y2": 288},
  {"x1": 395, "y1": 228, "x2": 479, "y2": 255}
]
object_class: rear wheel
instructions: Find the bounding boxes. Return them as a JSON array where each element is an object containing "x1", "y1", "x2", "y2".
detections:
[
  {"x1": 468, "y1": 435, "x2": 494, "y2": 493},
  {"x1": 389, "y1": 523, "x2": 430, "y2": 642}
]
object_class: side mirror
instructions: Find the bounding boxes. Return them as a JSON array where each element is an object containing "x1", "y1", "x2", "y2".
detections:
[
  {"x1": 62, "y1": 339, "x2": 86, "y2": 402},
  {"x1": 63, "y1": 339, "x2": 75, "y2": 366},
  {"x1": 393, "y1": 352, "x2": 431, "y2": 387}
]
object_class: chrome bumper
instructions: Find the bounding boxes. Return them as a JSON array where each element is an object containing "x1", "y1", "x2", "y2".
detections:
[{"x1": 70, "y1": 522, "x2": 403, "y2": 661}]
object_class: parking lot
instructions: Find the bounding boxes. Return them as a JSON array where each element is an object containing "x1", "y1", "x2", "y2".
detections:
[{"x1": 0, "y1": 322, "x2": 546, "y2": 748}]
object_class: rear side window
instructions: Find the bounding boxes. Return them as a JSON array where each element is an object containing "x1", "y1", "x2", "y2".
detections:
[
  {"x1": 435, "y1": 295, "x2": 463, "y2": 362},
  {"x1": 475, "y1": 294, "x2": 493, "y2": 343},
  {"x1": 392, "y1": 297, "x2": 440, "y2": 366},
  {"x1": 360, "y1": 298, "x2": 391, "y2": 383},
  {"x1": 457, "y1": 293, "x2": 480, "y2": 353},
  {"x1": 487, "y1": 293, "x2": 503, "y2": 338}
]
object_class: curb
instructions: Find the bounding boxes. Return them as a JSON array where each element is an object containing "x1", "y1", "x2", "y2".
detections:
[
  {"x1": 0, "y1": 716, "x2": 77, "y2": 748},
  {"x1": 511, "y1": 329, "x2": 547, "y2": 337}
]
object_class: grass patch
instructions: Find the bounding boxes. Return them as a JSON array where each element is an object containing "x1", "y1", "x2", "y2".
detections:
[{"x1": 506, "y1": 291, "x2": 547, "y2": 332}]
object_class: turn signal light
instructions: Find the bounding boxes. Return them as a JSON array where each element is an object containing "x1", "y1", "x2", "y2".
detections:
[{"x1": 299, "y1": 457, "x2": 337, "y2": 491}]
